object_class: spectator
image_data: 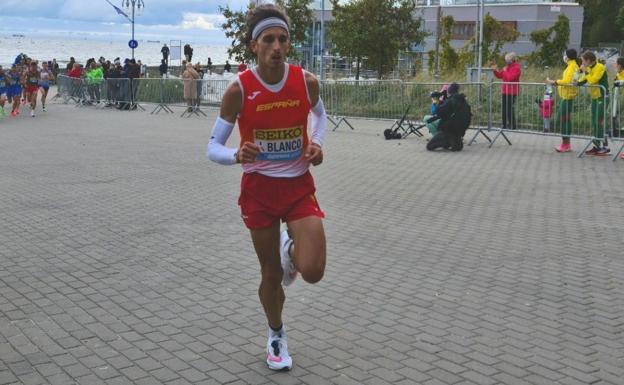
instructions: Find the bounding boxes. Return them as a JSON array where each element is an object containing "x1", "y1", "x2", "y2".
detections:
[
  {"x1": 536, "y1": 87, "x2": 554, "y2": 133},
  {"x1": 207, "y1": 57, "x2": 213, "y2": 74},
  {"x1": 180, "y1": 60, "x2": 187, "y2": 76},
  {"x1": 491, "y1": 52, "x2": 521, "y2": 130},
  {"x1": 68, "y1": 62, "x2": 82, "y2": 100},
  {"x1": 51, "y1": 59, "x2": 59, "y2": 82},
  {"x1": 577, "y1": 50, "x2": 610, "y2": 155},
  {"x1": 194, "y1": 63, "x2": 204, "y2": 106},
  {"x1": 613, "y1": 57, "x2": 624, "y2": 139},
  {"x1": 181, "y1": 63, "x2": 199, "y2": 112},
  {"x1": 138, "y1": 60, "x2": 146, "y2": 77},
  {"x1": 224, "y1": 60, "x2": 231, "y2": 73},
  {"x1": 547, "y1": 48, "x2": 580, "y2": 153},
  {"x1": 159, "y1": 59, "x2": 168, "y2": 78},
  {"x1": 184, "y1": 44, "x2": 193, "y2": 62},
  {"x1": 85, "y1": 62, "x2": 103, "y2": 104},
  {"x1": 105, "y1": 59, "x2": 121, "y2": 106},
  {"x1": 66, "y1": 57, "x2": 75, "y2": 72},
  {"x1": 127, "y1": 59, "x2": 141, "y2": 109},
  {"x1": 424, "y1": 85, "x2": 448, "y2": 137},
  {"x1": 426, "y1": 83, "x2": 471, "y2": 152},
  {"x1": 238, "y1": 62, "x2": 247, "y2": 72},
  {"x1": 161, "y1": 44, "x2": 170, "y2": 64}
]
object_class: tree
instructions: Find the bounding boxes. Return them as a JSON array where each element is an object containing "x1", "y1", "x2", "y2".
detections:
[
  {"x1": 220, "y1": 0, "x2": 313, "y2": 64},
  {"x1": 275, "y1": 0, "x2": 314, "y2": 57},
  {"x1": 438, "y1": 13, "x2": 518, "y2": 74},
  {"x1": 480, "y1": 14, "x2": 519, "y2": 66},
  {"x1": 220, "y1": 4, "x2": 251, "y2": 63},
  {"x1": 327, "y1": 0, "x2": 369, "y2": 79},
  {"x1": 578, "y1": 0, "x2": 624, "y2": 47},
  {"x1": 329, "y1": 0, "x2": 426, "y2": 79},
  {"x1": 528, "y1": 13, "x2": 570, "y2": 67},
  {"x1": 438, "y1": 15, "x2": 458, "y2": 73}
]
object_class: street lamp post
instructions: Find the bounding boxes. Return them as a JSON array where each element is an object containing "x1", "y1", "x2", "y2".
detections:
[
  {"x1": 320, "y1": 0, "x2": 325, "y2": 81},
  {"x1": 122, "y1": 0, "x2": 145, "y2": 59}
]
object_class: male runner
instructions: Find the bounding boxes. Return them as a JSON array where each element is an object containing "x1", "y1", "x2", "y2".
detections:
[{"x1": 206, "y1": 3, "x2": 328, "y2": 371}]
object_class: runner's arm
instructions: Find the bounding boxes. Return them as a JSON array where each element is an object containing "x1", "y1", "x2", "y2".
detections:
[
  {"x1": 305, "y1": 72, "x2": 326, "y2": 147},
  {"x1": 206, "y1": 81, "x2": 243, "y2": 165}
]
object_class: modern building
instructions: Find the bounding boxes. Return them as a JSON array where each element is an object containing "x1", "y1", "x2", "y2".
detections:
[{"x1": 418, "y1": 1, "x2": 583, "y2": 56}]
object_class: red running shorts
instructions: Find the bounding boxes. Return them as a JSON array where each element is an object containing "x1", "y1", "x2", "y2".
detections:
[{"x1": 238, "y1": 171, "x2": 325, "y2": 229}]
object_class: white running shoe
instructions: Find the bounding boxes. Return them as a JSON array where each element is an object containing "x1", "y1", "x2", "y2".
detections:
[
  {"x1": 42, "y1": 106, "x2": 46, "y2": 112},
  {"x1": 280, "y1": 227, "x2": 297, "y2": 286},
  {"x1": 30, "y1": 110, "x2": 35, "y2": 117},
  {"x1": 266, "y1": 327, "x2": 292, "y2": 371}
]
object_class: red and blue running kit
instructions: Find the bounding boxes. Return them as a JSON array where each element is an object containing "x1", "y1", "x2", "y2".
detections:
[{"x1": 237, "y1": 64, "x2": 324, "y2": 229}]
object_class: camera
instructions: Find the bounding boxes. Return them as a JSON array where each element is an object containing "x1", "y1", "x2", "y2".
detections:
[{"x1": 429, "y1": 90, "x2": 447, "y2": 99}]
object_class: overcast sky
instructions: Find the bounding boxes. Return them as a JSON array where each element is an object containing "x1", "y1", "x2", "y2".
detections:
[{"x1": 0, "y1": 0, "x2": 250, "y2": 44}]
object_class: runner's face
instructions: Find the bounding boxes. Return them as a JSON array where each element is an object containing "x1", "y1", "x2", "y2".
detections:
[{"x1": 251, "y1": 26, "x2": 290, "y2": 68}]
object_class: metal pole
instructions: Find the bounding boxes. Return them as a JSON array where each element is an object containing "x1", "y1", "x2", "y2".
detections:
[
  {"x1": 434, "y1": 6, "x2": 441, "y2": 78},
  {"x1": 474, "y1": 0, "x2": 479, "y2": 68},
  {"x1": 320, "y1": 0, "x2": 325, "y2": 81},
  {"x1": 131, "y1": 1, "x2": 135, "y2": 59},
  {"x1": 476, "y1": 0, "x2": 484, "y2": 82}
]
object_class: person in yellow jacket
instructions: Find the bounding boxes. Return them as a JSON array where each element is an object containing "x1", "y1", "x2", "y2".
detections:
[
  {"x1": 577, "y1": 51, "x2": 610, "y2": 155},
  {"x1": 547, "y1": 48, "x2": 579, "y2": 153},
  {"x1": 612, "y1": 57, "x2": 624, "y2": 159},
  {"x1": 613, "y1": 57, "x2": 624, "y2": 140}
]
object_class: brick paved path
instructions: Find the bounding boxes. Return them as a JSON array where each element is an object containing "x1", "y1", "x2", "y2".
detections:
[{"x1": 1, "y1": 103, "x2": 623, "y2": 385}]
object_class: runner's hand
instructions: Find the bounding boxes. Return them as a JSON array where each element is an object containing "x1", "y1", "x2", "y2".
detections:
[
  {"x1": 305, "y1": 143, "x2": 323, "y2": 166},
  {"x1": 237, "y1": 142, "x2": 261, "y2": 163}
]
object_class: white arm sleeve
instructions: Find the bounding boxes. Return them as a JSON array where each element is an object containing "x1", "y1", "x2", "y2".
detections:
[
  {"x1": 207, "y1": 117, "x2": 238, "y2": 165},
  {"x1": 310, "y1": 98, "x2": 327, "y2": 147}
]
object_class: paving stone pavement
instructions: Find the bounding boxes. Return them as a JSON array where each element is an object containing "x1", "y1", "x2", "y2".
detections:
[{"x1": 1, "y1": 101, "x2": 623, "y2": 385}]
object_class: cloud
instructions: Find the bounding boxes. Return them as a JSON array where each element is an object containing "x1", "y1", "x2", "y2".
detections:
[
  {"x1": 0, "y1": 0, "x2": 248, "y2": 25},
  {"x1": 180, "y1": 13, "x2": 224, "y2": 31}
]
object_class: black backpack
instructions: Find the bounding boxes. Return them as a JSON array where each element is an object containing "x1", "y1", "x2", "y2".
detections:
[{"x1": 449, "y1": 96, "x2": 472, "y2": 136}]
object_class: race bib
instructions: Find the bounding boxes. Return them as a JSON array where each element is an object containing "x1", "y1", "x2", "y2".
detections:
[{"x1": 254, "y1": 126, "x2": 304, "y2": 161}]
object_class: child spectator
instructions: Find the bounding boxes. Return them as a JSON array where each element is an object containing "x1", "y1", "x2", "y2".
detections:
[
  {"x1": 536, "y1": 86, "x2": 554, "y2": 133},
  {"x1": 424, "y1": 85, "x2": 448, "y2": 136}
]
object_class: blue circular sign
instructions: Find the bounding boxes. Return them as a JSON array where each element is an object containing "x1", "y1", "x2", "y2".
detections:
[{"x1": 128, "y1": 39, "x2": 138, "y2": 49}]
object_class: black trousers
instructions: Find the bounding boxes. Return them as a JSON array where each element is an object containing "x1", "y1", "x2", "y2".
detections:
[
  {"x1": 502, "y1": 94, "x2": 517, "y2": 130},
  {"x1": 426, "y1": 131, "x2": 463, "y2": 151}
]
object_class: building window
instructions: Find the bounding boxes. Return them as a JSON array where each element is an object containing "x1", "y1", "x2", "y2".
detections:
[
  {"x1": 452, "y1": 21, "x2": 476, "y2": 40},
  {"x1": 451, "y1": 20, "x2": 517, "y2": 41}
]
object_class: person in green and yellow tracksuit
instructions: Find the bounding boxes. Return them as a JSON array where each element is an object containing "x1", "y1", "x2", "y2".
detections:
[
  {"x1": 547, "y1": 48, "x2": 579, "y2": 153},
  {"x1": 613, "y1": 57, "x2": 624, "y2": 141},
  {"x1": 577, "y1": 50, "x2": 610, "y2": 155}
]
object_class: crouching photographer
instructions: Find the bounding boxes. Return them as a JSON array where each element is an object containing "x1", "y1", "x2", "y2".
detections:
[{"x1": 425, "y1": 83, "x2": 471, "y2": 152}]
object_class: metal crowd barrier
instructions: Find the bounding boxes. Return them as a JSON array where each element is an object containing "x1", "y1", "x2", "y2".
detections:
[
  {"x1": 610, "y1": 84, "x2": 624, "y2": 161},
  {"x1": 52, "y1": 76, "x2": 624, "y2": 162},
  {"x1": 57, "y1": 75, "x2": 137, "y2": 110},
  {"x1": 320, "y1": 80, "x2": 488, "y2": 136},
  {"x1": 55, "y1": 76, "x2": 231, "y2": 115},
  {"x1": 477, "y1": 82, "x2": 609, "y2": 158}
]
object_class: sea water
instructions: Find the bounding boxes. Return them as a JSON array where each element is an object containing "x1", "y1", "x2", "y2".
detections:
[{"x1": 0, "y1": 35, "x2": 230, "y2": 68}]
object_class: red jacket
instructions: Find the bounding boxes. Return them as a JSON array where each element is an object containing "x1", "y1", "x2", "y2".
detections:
[
  {"x1": 493, "y1": 61, "x2": 521, "y2": 95},
  {"x1": 538, "y1": 98, "x2": 554, "y2": 118},
  {"x1": 68, "y1": 67, "x2": 82, "y2": 78}
]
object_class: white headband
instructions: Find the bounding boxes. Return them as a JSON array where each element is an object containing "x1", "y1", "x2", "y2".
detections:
[{"x1": 252, "y1": 17, "x2": 289, "y2": 40}]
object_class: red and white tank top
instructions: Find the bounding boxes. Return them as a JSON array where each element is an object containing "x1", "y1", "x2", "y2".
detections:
[{"x1": 237, "y1": 64, "x2": 311, "y2": 177}]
